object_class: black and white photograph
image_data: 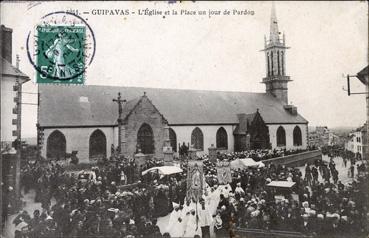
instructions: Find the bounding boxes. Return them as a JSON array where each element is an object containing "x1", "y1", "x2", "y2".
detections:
[{"x1": 0, "y1": 1, "x2": 368, "y2": 238}]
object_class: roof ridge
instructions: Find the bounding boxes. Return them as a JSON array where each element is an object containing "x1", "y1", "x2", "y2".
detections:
[{"x1": 41, "y1": 83, "x2": 268, "y2": 95}]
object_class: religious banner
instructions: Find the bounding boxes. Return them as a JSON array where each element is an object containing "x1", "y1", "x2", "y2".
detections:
[
  {"x1": 216, "y1": 161, "x2": 232, "y2": 185},
  {"x1": 186, "y1": 160, "x2": 204, "y2": 202}
]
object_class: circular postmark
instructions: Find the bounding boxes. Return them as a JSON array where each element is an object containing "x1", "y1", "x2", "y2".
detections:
[{"x1": 26, "y1": 11, "x2": 96, "y2": 84}]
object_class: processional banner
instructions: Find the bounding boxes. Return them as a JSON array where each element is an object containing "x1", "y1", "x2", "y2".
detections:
[
  {"x1": 216, "y1": 161, "x2": 232, "y2": 185},
  {"x1": 186, "y1": 160, "x2": 204, "y2": 202}
]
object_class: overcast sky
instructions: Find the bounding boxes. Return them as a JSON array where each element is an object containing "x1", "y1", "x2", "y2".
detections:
[{"x1": 1, "y1": 1, "x2": 368, "y2": 138}]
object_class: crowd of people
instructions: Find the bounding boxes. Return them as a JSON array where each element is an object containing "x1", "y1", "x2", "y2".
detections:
[
  {"x1": 12, "y1": 157, "x2": 175, "y2": 238},
  {"x1": 6, "y1": 146, "x2": 369, "y2": 238},
  {"x1": 212, "y1": 148, "x2": 312, "y2": 162}
]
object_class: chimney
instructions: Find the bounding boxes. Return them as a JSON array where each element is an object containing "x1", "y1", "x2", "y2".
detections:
[{"x1": 0, "y1": 25, "x2": 13, "y2": 63}]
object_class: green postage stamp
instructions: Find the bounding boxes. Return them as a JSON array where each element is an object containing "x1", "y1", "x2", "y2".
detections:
[{"x1": 36, "y1": 25, "x2": 85, "y2": 84}]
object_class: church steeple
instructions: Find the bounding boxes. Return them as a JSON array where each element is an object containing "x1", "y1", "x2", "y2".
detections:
[
  {"x1": 261, "y1": 2, "x2": 291, "y2": 105},
  {"x1": 270, "y1": 2, "x2": 279, "y2": 44}
]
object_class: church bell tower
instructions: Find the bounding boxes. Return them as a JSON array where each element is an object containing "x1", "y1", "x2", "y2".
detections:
[{"x1": 261, "y1": 2, "x2": 291, "y2": 105}]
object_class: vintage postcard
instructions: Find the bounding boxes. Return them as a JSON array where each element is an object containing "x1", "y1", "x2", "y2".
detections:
[{"x1": 1, "y1": 1, "x2": 368, "y2": 238}]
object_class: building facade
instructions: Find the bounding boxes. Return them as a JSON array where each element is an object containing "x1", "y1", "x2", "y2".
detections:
[
  {"x1": 1, "y1": 25, "x2": 31, "y2": 221},
  {"x1": 1, "y1": 26, "x2": 30, "y2": 152},
  {"x1": 346, "y1": 123, "x2": 367, "y2": 159},
  {"x1": 38, "y1": 5, "x2": 309, "y2": 163},
  {"x1": 309, "y1": 126, "x2": 331, "y2": 148}
]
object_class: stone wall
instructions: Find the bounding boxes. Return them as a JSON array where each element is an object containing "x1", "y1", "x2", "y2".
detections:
[
  {"x1": 263, "y1": 150, "x2": 322, "y2": 167},
  {"x1": 124, "y1": 96, "x2": 166, "y2": 159}
]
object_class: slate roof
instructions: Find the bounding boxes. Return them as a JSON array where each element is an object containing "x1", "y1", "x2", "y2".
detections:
[
  {"x1": 1, "y1": 58, "x2": 30, "y2": 81},
  {"x1": 39, "y1": 84, "x2": 308, "y2": 127}
]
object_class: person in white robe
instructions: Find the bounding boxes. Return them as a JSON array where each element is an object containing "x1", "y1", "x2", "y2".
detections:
[
  {"x1": 167, "y1": 204, "x2": 180, "y2": 235},
  {"x1": 198, "y1": 199, "x2": 212, "y2": 238},
  {"x1": 209, "y1": 186, "x2": 221, "y2": 216},
  {"x1": 181, "y1": 199, "x2": 195, "y2": 234},
  {"x1": 169, "y1": 205, "x2": 185, "y2": 237},
  {"x1": 183, "y1": 208, "x2": 201, "y2": 238}
]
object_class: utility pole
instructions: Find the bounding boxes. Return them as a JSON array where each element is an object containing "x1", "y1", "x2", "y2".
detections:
[{"x1": 112, "y1": 93, "x2": 126, "y2": 156}]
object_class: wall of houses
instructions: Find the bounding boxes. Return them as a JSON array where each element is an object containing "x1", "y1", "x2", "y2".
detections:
[
  {"x1": 308, "y1": 126, "x2": 330, "y2": 148},
  {"x1": 346, "y1": 131, "x2": 364, "y2": 157},
  {"x1": 268, "y1": 124, "x2": 308, "y2": 150}
]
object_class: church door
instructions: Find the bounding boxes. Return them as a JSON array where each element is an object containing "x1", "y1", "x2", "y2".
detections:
[
  {"x1": 137, "y1": 123, "x2": 154, "y2": 154},
  {"x1": 248, "y1": 110, "x2": 270, "y2": 150},
  {"x1": 89, "y1": 129, "x2": 107, "y2": 160},
  {"x1": 47, "y1": 130, "x2": 66, "y2": 159}
]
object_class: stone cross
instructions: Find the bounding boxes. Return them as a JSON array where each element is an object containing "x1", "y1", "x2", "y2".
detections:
[{"x1": 112, "y1": 92, "x2": 126, "y2": 154}]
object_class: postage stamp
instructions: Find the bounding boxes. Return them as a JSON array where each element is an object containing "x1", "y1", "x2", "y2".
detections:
[
  {"x1": 36, "y1": 25, "x2": 85, "y2": 84},
  {"x1": 26, "y1": 11, "x2": 96, "y2": 84}
]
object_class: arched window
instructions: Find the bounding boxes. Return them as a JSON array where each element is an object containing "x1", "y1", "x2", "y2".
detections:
[
  {"x1": 293, "y1": 126, "x2": 302, "y2": 146},
  {"x1": 137, "y1": 123, "x2": 154, "y2": 154},
  {"x1": 89, "y1": 129, "x2": 107, "y2": 160},
  {"x1": 191, "y1": 127, "x2": 204, "y2": 151},
  {"x1": 276, "y1": 126, "x2": 286, "y2": 147},
  {"x1": 216, "y1": 127, "x2": 228, "y2": 149},
  {"x1": 47, "y1": 130, "x2": 66, "y2": 159},
  {"x1": 169, "y1": 128, "x2": 177, "y2": 152}
]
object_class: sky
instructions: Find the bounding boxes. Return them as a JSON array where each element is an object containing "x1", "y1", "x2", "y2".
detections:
[{"x1": 1, "y1": 1, "x2": 368, "y2": 138}]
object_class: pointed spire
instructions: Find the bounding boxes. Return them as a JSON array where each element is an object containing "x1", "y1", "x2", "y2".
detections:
[{"x1": 270, "y1": 1, "x2": 280, "y2": 44}]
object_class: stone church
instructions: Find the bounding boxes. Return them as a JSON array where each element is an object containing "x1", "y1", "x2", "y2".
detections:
[{"x1": 38, "y1": 5, "x2": 309, "y2": 163}]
